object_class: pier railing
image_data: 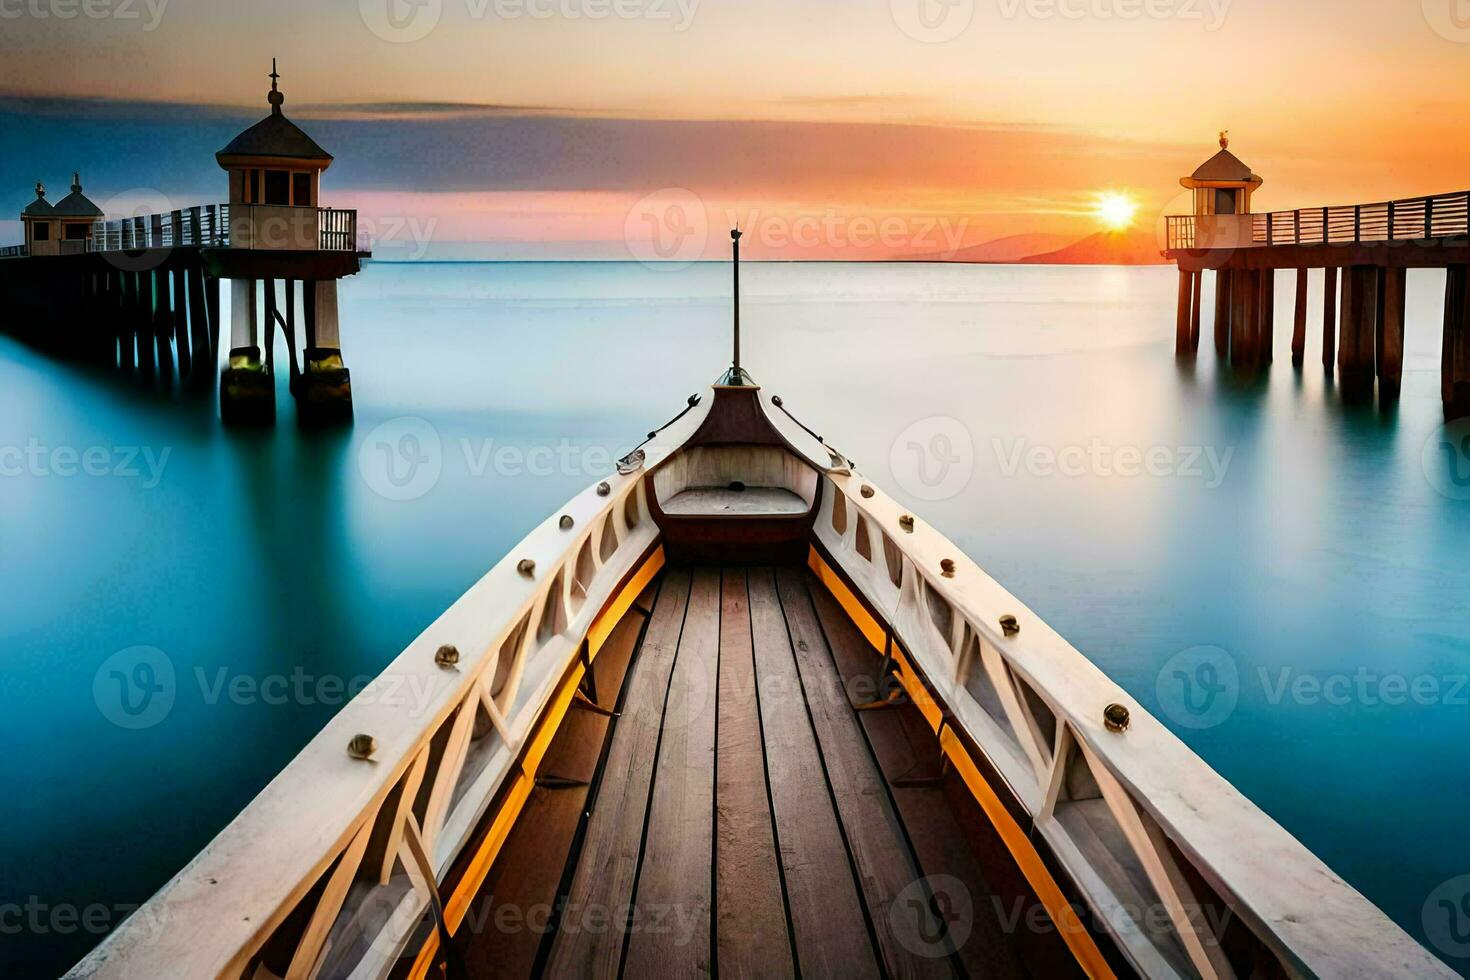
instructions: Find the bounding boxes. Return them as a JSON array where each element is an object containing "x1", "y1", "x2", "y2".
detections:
[
  {"x1": 1167, "y1": 188, "x2": 1470, "y2": 251},
  {"x1": 2, "y1": 204, "x2": 359, "y2": 258}
]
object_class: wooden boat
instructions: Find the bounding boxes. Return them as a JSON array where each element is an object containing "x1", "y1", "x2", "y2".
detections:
[{"x1": 72, "y1": 235, "x2": 1452, "y2": 980}]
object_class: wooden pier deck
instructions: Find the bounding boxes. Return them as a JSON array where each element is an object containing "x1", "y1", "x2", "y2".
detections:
[{"x1": 453, "y1": 565, "x2": 1089, "y2": 978}]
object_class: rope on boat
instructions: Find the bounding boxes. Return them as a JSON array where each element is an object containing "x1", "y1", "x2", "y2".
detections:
[
  {"x1": 771, "y1": 395, "x2": 856, "y2": 470},
  {"x1": 622, "y1": 393, "x2": 702, "y2": 463}
]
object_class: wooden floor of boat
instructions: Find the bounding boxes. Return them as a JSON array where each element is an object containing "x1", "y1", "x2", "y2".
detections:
[{"x1": 453, "y1": 566, "x2": 1085, "y2": 978}]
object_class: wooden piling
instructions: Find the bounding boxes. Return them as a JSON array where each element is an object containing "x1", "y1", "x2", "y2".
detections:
[
  {"x1": 1322, "y1": 267, "x2": 1339, "y2": 372},
  {"x1": 119, "y1": 271, "x2": 138, "y2": 375},
  {"x1": 284, "y1": 279, "x2": 301, "y2": 394},
  {"x1": 304, "y1": 278, "x2": 319, "y2": 350},
  {"x1": 185, "y1": 265, "x2": 209, "y2": 387},
  {"x1": 172, "y1": 263, "x2": 192, "y2": 383},
  {"x1": 1378, "y1": 267, "x2": 1406, "y2": 401},
  {"x1": 152, "y1": 268, "x2": 174, "y2": 389},
  {"x1": 1214, "y1": 268, "x2": 1231, "y2": 357},
  {"x1": 1189, "y1": 270, "x2": 1202, "y2": 350},
  {"x1": 263, "y1": 278, "x2": 278, "y2": 378},
  {"x1": 204, "y1": 274, "x2": 221, "y2": 365},
  {"x1": 1339, "y1": 266, "x2": 1378, "y2": 399},
  {"x1": 1444, "y1": 265, "x2": 1470, "y2": 418},
  {"x1": 1259, "y1": 269, "x2": 1276, "y2": 364},
  {"x1": 1230, "y1": 268, "x2": 1253, "y2": 368},
  {"x1": 1176, "y1": 269, "x2": 1193, "y2": 355},
  {"x1": 1291, "y1": 269, "x2": 1308, "y2": 365}
]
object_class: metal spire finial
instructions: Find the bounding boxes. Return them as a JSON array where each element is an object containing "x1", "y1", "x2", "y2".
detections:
[
  {"x1": 268, "y1": 58, "x2": 284, "y2": 114},
  {"x1": 1219, "y1": 130, "x2": 1229, "y2": 150}
]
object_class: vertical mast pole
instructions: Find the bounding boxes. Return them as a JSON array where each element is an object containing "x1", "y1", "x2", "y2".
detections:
[{"x1": 731, "y1": 227, "x2": 742, "y2": 379}]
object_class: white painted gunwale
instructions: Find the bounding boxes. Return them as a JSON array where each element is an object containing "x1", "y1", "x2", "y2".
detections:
[
  {"x1": 68, "y1": 396, "x2": 717, "y2": 979},
  {"x1": 801, "y1": 380, "x2": 1450, "y2": 978}
]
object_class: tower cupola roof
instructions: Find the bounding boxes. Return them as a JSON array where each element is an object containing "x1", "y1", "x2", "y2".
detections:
[
  {"x1": 1181, "y1": 132, "x2": 1262, "y2": 189},
  {"x1": 51, "y1": 172, "x2": 104, "y2": 217},
  {"x1": 216, "y1": 60, "x2": 333, "y2": 170},
  {"x1": 22, "y1": 181, "x2": 54, "y2": 216}
]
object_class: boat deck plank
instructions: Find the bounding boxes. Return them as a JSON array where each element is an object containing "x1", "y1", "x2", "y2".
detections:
[
  {"x1": 713, "y1": 567, "x2": 795, "y2": 977},
  {"x1": 748, "y1": 565, "x2": 879, "y2": 978},
  {"x1": 805, "y1": 578, "x2": 1032, "y2": 979},
  {"x1": 473, "y1": 564, "x2": 1080, "y2": 978},
  {"x1": 542, "y1": 569, "x2": 693, "y2": 978},
  {"x1": 621, "y1": 567, "x2": 720, "y2": 976},
  {"x1": 774, "y1": 566, "x2": 954, "y2": 980}
]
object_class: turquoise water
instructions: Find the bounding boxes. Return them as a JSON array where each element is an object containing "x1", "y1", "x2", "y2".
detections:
[{"x1": 3, "y1": 261, "x2": 1469, "y2": 976}]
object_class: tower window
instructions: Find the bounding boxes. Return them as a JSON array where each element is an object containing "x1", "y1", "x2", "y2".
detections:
[
  {"x1": 293, "y1": 172, "x2": 311, "y2": 206},
  {"x1": 32, "y1": 223, "x2": 50, "y2": 241},
  {"x1": 264, "y1": 170, "x2": 290, "y2": 206}
]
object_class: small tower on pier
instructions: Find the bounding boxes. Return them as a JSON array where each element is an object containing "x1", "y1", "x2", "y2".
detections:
[
  {"x1": 1172, "y1": 134, "x2": 1266, "y2": 358},
  {"x1": 1180, "y1": 132, "x2": 1262, "y2": 217},
  {"x1": 215, "y1": 60, "x2": 353, "y2": 425},
  {"x1": 52, "y1": 174, "x2": 103, "y2": 248},
  {"x1": 21, "y1": 183, "x2": 55, "y2": 254}
]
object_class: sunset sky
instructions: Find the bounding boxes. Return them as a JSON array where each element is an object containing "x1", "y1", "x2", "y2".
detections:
[{"x1": 3, "y1": 0, "x2": 1470, "y2": 258}]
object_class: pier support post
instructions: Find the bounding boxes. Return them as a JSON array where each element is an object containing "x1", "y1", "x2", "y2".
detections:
[
  {"x1": 1213, "y1": 269, "x2": 1231, "y2": 357},
  {"x1": 221, "y1": 278, "x2": 274, "y2": 426},
  {"x1": 297, "y1": 279, "x2": 353, "y2": 426},
  {"x1": 1230, "y1": 268, "x2": 1263, "y2": 371},
  {"x1": 1379, "y1": 267, "x2": 1406, "y2": 401},
  {"x1": 1444, "y1": 265, "x2": 1470, "y2": 418},
  {"x1": 115, "y1": 272, "x2": 135, "y2": 374},
  {"x1": 151, "y1": 268, "x2": 175, "y2": 389},
  {"x1": 1189, "y1": 270, "x2": 1202, "y2": 351},
  {"x1": 171, "y1": 264, "x2": 192, "y2": 384},
  {"x1": 1339, "y1": 266, "x2": 1378, "y2": 401},
  {"x1": 1322, "y1": 267, "x2": 1339, "y2": 372},
  {"x1": 184, "y1": 266, "x2": 210, "y2": 390},
  {"x1": 1291, "y1": 268, "x2": 1308, "y2": 365},
  {"x1": 1175, "y1": 269, "x2": 1193, "y2": 355},
  {"x1": 1259, "y1": 269, "x2": 1276, "y2": 364}
]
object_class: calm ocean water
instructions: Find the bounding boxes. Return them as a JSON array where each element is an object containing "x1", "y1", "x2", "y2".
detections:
[{"x1": 3, "y1": 261, "x2": 1468, "y2": 975}]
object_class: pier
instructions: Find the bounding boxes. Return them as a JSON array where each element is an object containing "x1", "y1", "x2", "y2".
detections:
[
  {"x1": 0, "y1": 63, "x2": 367, "y2": 426},
  {"x1": 1165, "y1": 137, "x2": 1470, "y2": 415}
]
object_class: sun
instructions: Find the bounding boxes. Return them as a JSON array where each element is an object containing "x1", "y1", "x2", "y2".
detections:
[{"x1": 1093, "y1": 191, "x2": 1139, "y2": 232}]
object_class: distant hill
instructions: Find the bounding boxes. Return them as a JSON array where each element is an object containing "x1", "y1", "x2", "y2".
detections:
[
  {"x1": 929, "y1": 232, "x2": 1073, "y2": 263},
  {"x1": 1019, "y1": 229, "x2": 1166, "y2": 265}
]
